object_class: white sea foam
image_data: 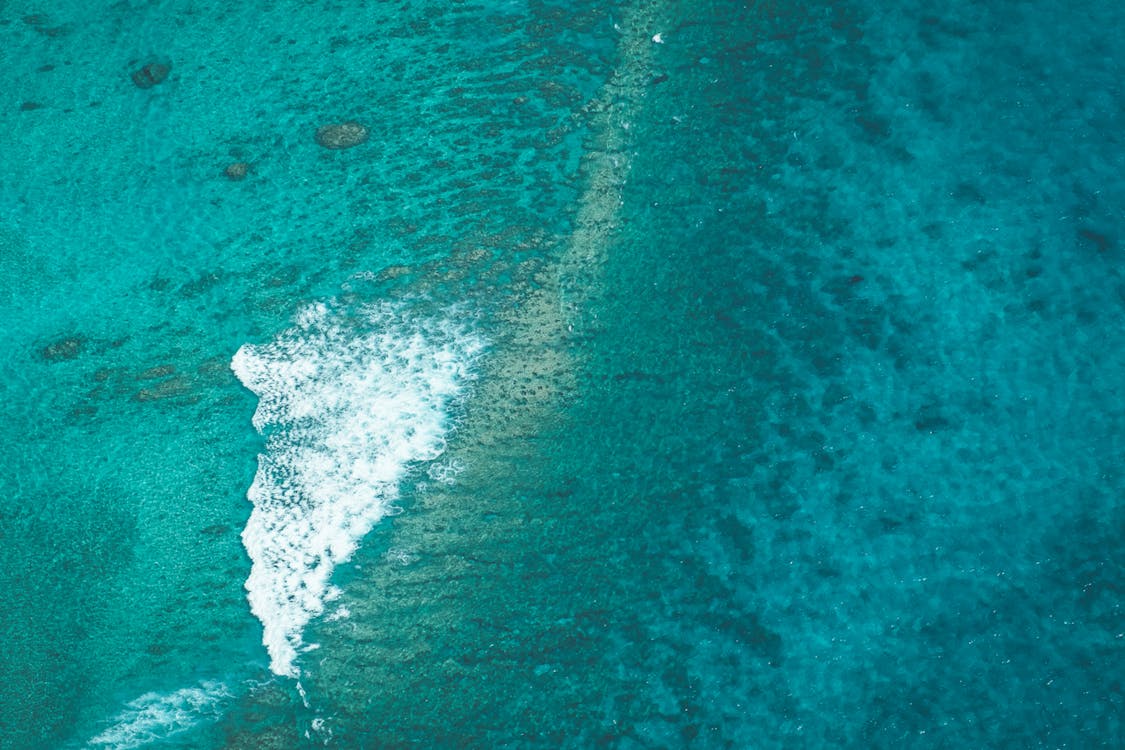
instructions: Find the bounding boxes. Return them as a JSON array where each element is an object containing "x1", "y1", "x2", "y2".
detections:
[
  {"x1": 232, "y1": 299, "x2": 483, "y2": 677},
  {"x1": 86, "y1": 681, "x2": 231, "y2": 749},
  {"x1": 427, "y1": 457, "x2": 465, "y2": 485}
]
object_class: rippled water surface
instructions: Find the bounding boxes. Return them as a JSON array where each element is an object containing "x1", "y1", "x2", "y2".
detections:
[{"x1": 1, "y1": 0, "x2": 1121, "y2": 747}]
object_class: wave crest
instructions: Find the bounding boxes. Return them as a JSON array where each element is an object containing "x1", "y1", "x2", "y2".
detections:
[
  {"x1": 232, "y1": 300, "x2": 483, "y2": 676},
  {"x1": 86, "y1": 681, "x2": 230, "y2": 749}
]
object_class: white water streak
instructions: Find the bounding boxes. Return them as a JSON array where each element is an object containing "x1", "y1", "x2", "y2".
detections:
[{"x1": 232, "y1": 300, "x2": 482, "y2": 676}]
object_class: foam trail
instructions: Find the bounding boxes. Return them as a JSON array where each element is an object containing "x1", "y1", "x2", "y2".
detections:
[
  {"x1": 232, "y1": 300, "x2": 482, "y2": 677},
  {"x1": 85, "y1": 681, "x2": 231, "y2": 749}
]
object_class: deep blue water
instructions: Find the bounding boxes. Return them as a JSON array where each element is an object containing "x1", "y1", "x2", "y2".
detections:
[{"x1": 1, "y1": 0, "x2": 1121, "y2": 748}]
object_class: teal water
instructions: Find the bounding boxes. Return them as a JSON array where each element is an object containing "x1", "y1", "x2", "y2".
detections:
[{"x1": 1, "y1": 0, "x2": 1121, "y2": 748}]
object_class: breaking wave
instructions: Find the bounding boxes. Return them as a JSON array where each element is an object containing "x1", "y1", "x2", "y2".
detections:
[
  {"x1": 232, "y1": 299, "x2": 483, "y2": 676},
  {"x1": 85, "y1": 681, "x2": 231, "y2": 749}
]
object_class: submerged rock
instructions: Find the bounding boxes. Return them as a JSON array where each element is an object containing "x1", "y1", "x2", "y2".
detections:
[
  {"x1": 137, "y1": 364, "x2": 176, "y2": 380},
  {"x1": 131, "y1": 61, "x2": 171, "y2": 89},
  {"x1": 39, "y1": 336, "x2": 85, "y2": 361},
  {"x1": 23, "y1": 14, "x2": 72, "y2": 38},
  {"x1": 315, "y1": 122, "x2": 369, "y2": 149},
  {"x1": 135, "y1": 374, "x2": 192, "y2": 402},
  {"x1": 224, "y1": 162, "x2": 250, "y2": 180}
]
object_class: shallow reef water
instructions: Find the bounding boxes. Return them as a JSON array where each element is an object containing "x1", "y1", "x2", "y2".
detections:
[{"x1": 0, "y1": 0, "x2": 1121, "y2": 748}]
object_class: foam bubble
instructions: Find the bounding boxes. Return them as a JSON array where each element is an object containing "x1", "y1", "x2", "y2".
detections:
[
  {"x1": 86, "y1": 681, "x2": 230, "y2": 749},
  {"x1": 232, "y1": 300, "x2": 483, "y2": 677},
  {"x1": 427, "y1": 457, "x2": 465, "y2": 485}
]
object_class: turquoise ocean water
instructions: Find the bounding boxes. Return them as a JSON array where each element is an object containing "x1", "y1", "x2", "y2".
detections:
[{"x1": 1, "y1": 0, "x2": 1121, "y2": 747}]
